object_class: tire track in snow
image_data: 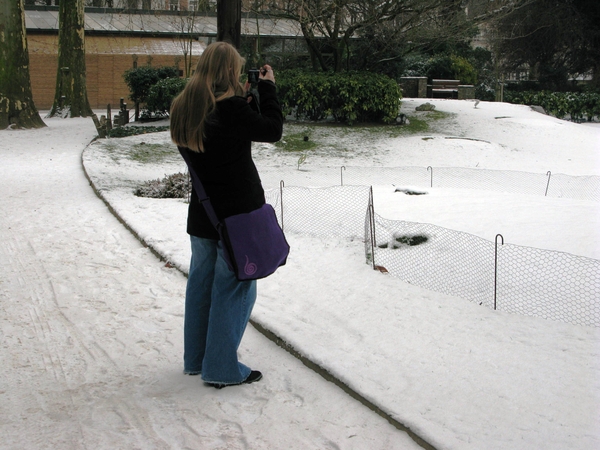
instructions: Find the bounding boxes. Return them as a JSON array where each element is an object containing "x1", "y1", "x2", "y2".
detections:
[
  {"x1": 0, "y1": 224, "x2": 89, "y2": 446},
  {"x1": 0, "y1": 126, "x2": 168, "y2": 447},
  {"x1": 2, "y1": 228, "x2": 110, "y2": 381}
]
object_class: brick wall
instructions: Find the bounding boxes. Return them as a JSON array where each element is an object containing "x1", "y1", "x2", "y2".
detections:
[{"x1": 27, "y1": 34, "x2": 200, "y2": 110}]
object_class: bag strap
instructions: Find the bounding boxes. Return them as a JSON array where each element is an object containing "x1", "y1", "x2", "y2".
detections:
[{"x1": 178, "y1": 148, "x2": 222, "y2": 233}]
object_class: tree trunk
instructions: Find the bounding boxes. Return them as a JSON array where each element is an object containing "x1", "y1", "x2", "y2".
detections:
[
  {"x1": 0, "y1": 0, "x2": 46, "y2": 129},
  {"x1": 49, "y1": 0, "x2": 93, "y2": 118},
  {"x1": 592, "y1": 63, "x2": 600, "y2": 91},
  {"x1": 217, "y1": 0, "x2": 241, "y2": 48},
  {"x1": 299, "y1": 23, "x2": 328, "y2": 71}
]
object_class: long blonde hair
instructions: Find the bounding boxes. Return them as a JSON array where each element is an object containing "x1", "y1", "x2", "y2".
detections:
[{"x1": 170, "y1": 41, "x2": 245, "y2": 152}]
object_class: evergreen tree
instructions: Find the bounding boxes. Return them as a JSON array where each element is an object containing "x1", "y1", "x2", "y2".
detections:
[{"x1": 491, "y1": 0, "x2": 600, "y2": 90}]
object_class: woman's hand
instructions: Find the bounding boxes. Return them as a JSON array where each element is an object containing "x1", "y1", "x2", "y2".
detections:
[{"x1": 259, "y1": 65, "x2": 275, "y2": 84}]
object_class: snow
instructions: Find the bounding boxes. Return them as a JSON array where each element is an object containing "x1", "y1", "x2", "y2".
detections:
[{"x1": 1, "y1": 98, "x2": 599, "y2": 449}]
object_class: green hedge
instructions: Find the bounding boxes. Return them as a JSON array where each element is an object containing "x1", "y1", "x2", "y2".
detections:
[
  {"x1": 505, "y1": 90, "x2": 600, "y2": 121},
  {"x1": 107, "y1": 125, "x2": 169, "y2": 138},
  {"x1": 146, "y1": 77, "x2": 188, "y2": 115},
  {"x1": 123, "y1": 66, "x2": 179, "y2": 105},
  {"x1": 277, "y1": 71, "x2": 402, "y2": 124}
]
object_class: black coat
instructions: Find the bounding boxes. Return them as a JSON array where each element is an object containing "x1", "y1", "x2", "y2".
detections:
[{"x1": 180, "y1": 80, "x2": 283, "y2": 240}]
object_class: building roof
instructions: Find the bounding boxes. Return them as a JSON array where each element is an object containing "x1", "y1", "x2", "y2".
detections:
[
  {"x1": 27, "y1": 33, "x2": 205, "y2": 56},
  {"x1": 25, "y1": 7, "x2": 305, "y2": 39}
]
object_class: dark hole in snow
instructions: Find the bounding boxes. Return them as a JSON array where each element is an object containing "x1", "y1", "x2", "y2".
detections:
[
  {"x1": 395, "y1": 188, "x2": 427, "y2": 195},
  {"x1": 378, "y1": 234, "x2": 429, "y2": 249}
]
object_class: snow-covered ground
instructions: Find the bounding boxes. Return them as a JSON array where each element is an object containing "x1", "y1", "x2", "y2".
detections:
[{"x1": 2, "y1": 99, "x2": 599, "y2": 449}]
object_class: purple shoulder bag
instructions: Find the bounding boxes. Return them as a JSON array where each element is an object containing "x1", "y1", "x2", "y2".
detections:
[{"x1": 180, "y1": 149, "x2": 290, "y2": 281}]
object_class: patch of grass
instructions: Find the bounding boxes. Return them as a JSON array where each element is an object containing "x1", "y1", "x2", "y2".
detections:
[
  {"x1": 129, "y1": 142, "x2": 178, "y2": 163},
  {"x1": 401, "y1": 116, "x2": 429, "y2": 133},
  {"x1": 96, "y1": 139, "x2": 178, "y2": 165},
  {"x1": 275, "y1": 132, "x2": 318, "y2": 152},
  {"x1": 97, "y1": 142, "x2": 122, "y2": 163},
  {"x1": 101, "y1": 142, "x2": 119, "y2": 153},
  {"x1": 389, "y1": 110, "x2": 450, "y2": 136},
  {"x1": 279, "y1": 109, "x2": 451, "y2": 146},
  {"x1": 99, "y1": 107, "x2": 452, "y2": 165}
]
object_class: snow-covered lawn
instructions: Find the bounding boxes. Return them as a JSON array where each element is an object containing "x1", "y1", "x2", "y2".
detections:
[{"x1": 2, "y1": 99, "x2": 599, "y2": 449}]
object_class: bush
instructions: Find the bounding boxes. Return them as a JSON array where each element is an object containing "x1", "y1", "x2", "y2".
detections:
[
  {"x1": 107, "y1": 125, "x2": 169, "y2": 138},
  {"x1": 404, "y1": 50, "x2": 491, "y2": 100},
  {"x1": 134, "y1": 172, "x2": 191, "y2": 199},
  {"x1": 145, "y1": 77, "x2": 188, "y2": 116},
  {"x1": 277, "y1": 71, "x2": 402, "y2": 124},
  {"x1": 422, "y1": 55, "x2": 454, "y2": 81},
  {"x1": 505, "y1": 90, "x2": 600, "y2": 121},
  {"x1": 123, "y1": 66, "x2": 179, "y2": 105},
  {"x1": 409, "y1": 54, "x2": 477, "y2": 84},
  {"x1": 450, "y1": 55, "x2": 478, "y2": 85}
]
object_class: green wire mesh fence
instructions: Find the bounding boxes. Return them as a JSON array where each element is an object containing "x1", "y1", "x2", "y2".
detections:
[{"x1": 265, "y1": 182, "x2": 600, "y2": 327}]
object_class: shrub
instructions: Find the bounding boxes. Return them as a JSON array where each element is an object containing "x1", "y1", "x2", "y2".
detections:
[
  {"x1": 505, "y1": 90, "x2": 600, "y2": 121},
  {"x1": 134, "y1": 172, "x2": 191, "y2": 199},
  {"x1": 145, "y1": 78, "x2": 188, "y2": 116},
  {"x1": 123, "y1": 66, "x2": 179, "y2": 105},
  {"x1": 421, "y1": 55, "x2": 454, "y2": 81},
  {"x1": 107, "y1": 125, "x2": 169, "y2": 138},
  {"x1": 277, "y1": 71, "x2": 402, "y2": 124},
  {"x1": 450, "y1": 55, "x2": 478, "y2": 85}
]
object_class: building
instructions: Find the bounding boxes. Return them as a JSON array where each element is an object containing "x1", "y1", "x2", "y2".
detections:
[{"x1": 25, "y1": 6, "x2": 306, "y2": 110}]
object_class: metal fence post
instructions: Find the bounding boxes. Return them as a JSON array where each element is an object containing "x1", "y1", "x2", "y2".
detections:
[
  {"x1": 545, "y1": 171, "x2": 552, "y2": 196},
  {"x1": 494, "y1": 234, "x2": 504, "y2": 310},
  {"x1": 279, "y1": 180, "x2": 285, "y2": 231},
  {"x1": 368, "y1": 187, "x2": 376, "y2": 269}
]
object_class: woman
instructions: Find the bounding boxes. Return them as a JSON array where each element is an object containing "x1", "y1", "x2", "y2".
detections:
[{"x1": 170, "y1": 41, "x2": 283, "y2": 388}]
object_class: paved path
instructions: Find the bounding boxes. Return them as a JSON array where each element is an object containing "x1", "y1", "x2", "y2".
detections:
[{"x1": 0, "y1": 118, "x2": 419, "y2": 449}]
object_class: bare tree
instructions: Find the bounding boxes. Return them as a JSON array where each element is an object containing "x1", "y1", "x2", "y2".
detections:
[
  {"x1": 249, "y1": 0, "x2": 476, "y2": 72},
  {"x1": 176, "y1": 0, "x2": 213, "y2": 76},
  {"x1": 350, "y1": 0, "x2": 478, "y2": 72},
  {"x1": 0, "y1": 0, "x2": 46, "y2": 129},
  {"x1": 247, "y1": 0, "x2": 535, "y2": 73},
  {"x1": 48, "y1": 0, "x2": 93, "y2": 118}
]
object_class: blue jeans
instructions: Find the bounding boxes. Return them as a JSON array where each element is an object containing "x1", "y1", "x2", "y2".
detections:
[{"x1": 184, "y1": 236, "x2": 257, "y2": 384}]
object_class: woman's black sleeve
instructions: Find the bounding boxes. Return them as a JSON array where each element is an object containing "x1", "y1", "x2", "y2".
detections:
[{"x1": 230, "y1": 81, "x2": 283, "y2": 143}]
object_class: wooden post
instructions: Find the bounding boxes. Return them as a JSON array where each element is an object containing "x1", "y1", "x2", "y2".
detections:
[
  {"x1": 119, "y1": 98, "x2": 129, "y2": 125},
  {"x1": 91, "y1": 113, "x2": 106, "y2": 138},
  {"x1": 106, "y1": 104, "x2": 112, "y2": 130}
]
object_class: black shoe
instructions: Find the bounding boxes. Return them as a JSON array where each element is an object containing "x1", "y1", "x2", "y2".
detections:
[
  {"x1": 206, "y1": 370, "x2": 263, "y2": 389},
  {"x1": 244, "y1": 370, "x2": 263, "y2": 385}
]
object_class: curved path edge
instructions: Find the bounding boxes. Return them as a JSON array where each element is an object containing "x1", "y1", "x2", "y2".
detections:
[{"x1": 80, "y1": 143, "x2": 438, "y2": 450}]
